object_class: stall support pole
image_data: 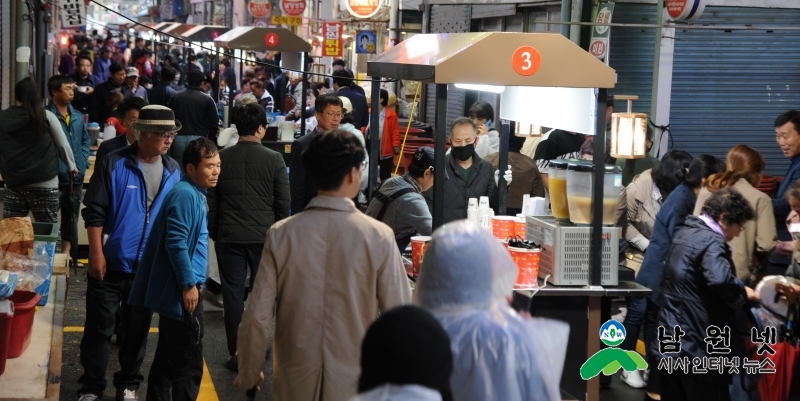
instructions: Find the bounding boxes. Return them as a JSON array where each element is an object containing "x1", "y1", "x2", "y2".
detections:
[
  {"x1": 300, "y1": 53, "x2": 307, "y2": 137},
  {"x1": 497, "y1": 120, "x2": 509, "y2": 215},
  {"x1": 432, "y1": 84, "x2": 447, "y2": 230},
  {"x1": 590, "y1": 88, "x2": 608, "y2": 287},
  {"x1": 368, "y1": 82, "x2": 381, "y2": 200}
]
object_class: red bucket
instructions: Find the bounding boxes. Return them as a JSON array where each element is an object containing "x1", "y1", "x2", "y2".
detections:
[
  {"x1": 513, "y1": 217, "x2": 526, "y2": 238},
  {"x1": 509, "y1": 247, "x2": 540, "y2": 290},
  {"x1": 491, "y1": 216, "x2": 515, "y2": 240},
  {"x1": 410, "y1": 236, "x2": 431, "y2": 277}
]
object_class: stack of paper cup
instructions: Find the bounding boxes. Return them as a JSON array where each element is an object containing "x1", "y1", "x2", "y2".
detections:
[
  {"x1": 479, "y1": 196, "x2": 490, "y2": 210},
  {"x1": 281, "y1": 121, "x2": 295, "y2": 142},
  {"x1": 467, "y1": 198, "x2": 480, "y2": 225}
]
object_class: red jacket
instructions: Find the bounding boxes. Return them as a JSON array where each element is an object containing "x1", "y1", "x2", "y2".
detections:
[{"x1": 380, "y1": 107, "x2": 400, "y2": 158}]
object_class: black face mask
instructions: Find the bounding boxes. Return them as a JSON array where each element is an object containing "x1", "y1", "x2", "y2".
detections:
[{"x1": 451, "y1": 143, "x2": 475, "y2": 161}]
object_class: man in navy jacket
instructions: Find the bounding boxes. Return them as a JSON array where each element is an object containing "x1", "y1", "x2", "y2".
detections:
[
  {"x1": 79, "y1": 105, "x2": 181, "y2": 401},
  {"x1": 771, "y1": 110, "x2": 800, "y2": 275},
  {"x1": 332, "y1": 70, "x2": 368, "y2": 130}
]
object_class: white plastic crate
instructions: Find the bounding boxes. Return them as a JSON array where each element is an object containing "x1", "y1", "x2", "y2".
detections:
[{"x1": 526, "y1": 216, "x2": 619, "y2": 286}]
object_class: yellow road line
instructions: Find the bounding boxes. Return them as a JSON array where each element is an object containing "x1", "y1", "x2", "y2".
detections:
[
  {"x1": 198, "y1": 359, "x2": 219, "y2": 401},
  {"x1": 63, "y1": 326, "x2": 159, "y2": 333}
]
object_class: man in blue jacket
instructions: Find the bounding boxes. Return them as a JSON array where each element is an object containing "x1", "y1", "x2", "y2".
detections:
[
  {"x1": 129, "y1": 138, "x2": 220, "y2": 400},
  {"x1": 79, "y1": 105, "x2": 182, "y2": 401},
  {"x1": 771, "y1": 110, "x2": 800, "y2": 276},
  {"x1": 47, "y1": 75, "x2": 90, "y2": 267}
]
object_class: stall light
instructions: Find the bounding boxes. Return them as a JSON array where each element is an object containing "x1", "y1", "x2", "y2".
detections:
[
  {"x1": 311, "y1": 64, "x2": 326, "y2": 84},
  {"x1": 60, "y1": 35, "x2": 69, "y2": 46},
  {"x1": 168, "y1": 37, "x2": 175, "y2": 44},
  {"x1": 454, "y1": 83, "x2": 506, "y2": 93},
  {"x1": 610, "y1": 95, "x2": 648, "y2": 159}
]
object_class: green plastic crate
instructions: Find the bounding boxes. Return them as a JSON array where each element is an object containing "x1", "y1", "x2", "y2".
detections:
[{"x1": 32, "y1": 222, "x2": 59, "y2": 243}]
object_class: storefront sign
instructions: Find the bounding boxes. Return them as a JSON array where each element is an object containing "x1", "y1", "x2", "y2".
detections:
[
  {"x1": 355, "y1": 30, "x2": 376, "y2": 54},
  {"x1": 281, "y1": 0, "x2": 306, "y2": 17},
  {"x1": 322, "y1": 22, "x2": 343, "y2": 57},
  {"x1": 589, "y1": 2, "x2": 614, "y2": 60},
  {"x1": 248, "y1": 0, "x2": 272, "y2": 19},
  {"x1": 254, "y1": 19, "x2": 269, "y2": 28},
  {"x1": 60, "y1": 0, "x2": 87, "y2": 28},
  {"x1": 272, "y1": 15, "x2": 302, "y2": 26},
  {"x1": 666, "y1": 0, "x2": 707, "y2": 22},
  {"x1": 345, "y1": 0, "x2": 381, "y2": 19},
  {"x1": 511, "y1": 46, "x2": 541, "y2": 77}
]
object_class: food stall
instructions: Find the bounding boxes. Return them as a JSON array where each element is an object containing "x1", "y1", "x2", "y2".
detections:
[
  {"x1": 368, "y1": 32, "x2": 650, "y2": 401},
  {"x1": 213, "y1": 27, "x2": 313, "y2": 165},
  {"x1": 180, "y1": 25, "x2": 230, "y2": 55}
]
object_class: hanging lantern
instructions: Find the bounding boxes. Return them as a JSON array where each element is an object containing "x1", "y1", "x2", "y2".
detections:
[
  {"x1": 610, "y1": 95, "x2": 648, "y2": 159},
  {"x1": 310, "y1": 64, "x2": 326, "y2": 85}
]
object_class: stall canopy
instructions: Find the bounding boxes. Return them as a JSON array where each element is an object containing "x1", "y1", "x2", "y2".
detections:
[
  {"x1": 181, "y1": 25, "x2": 230, "y2": 43},
  {"x1": 213, "y1": 26, "x2": 312, "y2": 52},
  {"x1": 367, "y1": 32, "x2": 614, "y2": 88},
  {"x1": 162, "y1": 23, "x2": 196, "y2": 37},
  {"x1": 151, "y1": 22, "x2": 172, "y2": 31}
]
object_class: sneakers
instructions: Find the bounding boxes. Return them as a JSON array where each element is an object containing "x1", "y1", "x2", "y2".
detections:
[
  {"x1": 79, "y1": 395, "x2": 99, "y2": 401},
  {"x1": 224, "y1": 355, "x2": 239, "y2": 372},
  {"x1": 116, "y1": 388, "x2": 139, "y2": 401},
  {"x1": 620, "y1": 369, "x2": 647, "y2": 389},
  {"x1": 202, "y1": 287, "x2": 223, "y2": 308}
]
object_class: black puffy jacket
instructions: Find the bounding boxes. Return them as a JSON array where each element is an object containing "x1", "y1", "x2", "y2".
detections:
[
  {"x1": 208, "y1": 141, "x2": 290, "y2": 244},
  {"x1": 657, "y1": 215, "x2": 747, "y2": 384}
]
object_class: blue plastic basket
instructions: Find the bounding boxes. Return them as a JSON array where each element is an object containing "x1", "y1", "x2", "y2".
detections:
[{"x1": 32, "y1": 223, "x2": 59, "y2": 306}]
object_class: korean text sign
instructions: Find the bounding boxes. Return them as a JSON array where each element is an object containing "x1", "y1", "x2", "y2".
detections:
[
  {"x1": 323, "y1": 22, "x2": 343, "y2": 58},
  {"x1": 60, "y1": 0, "x2": 87, "y2": 29}
]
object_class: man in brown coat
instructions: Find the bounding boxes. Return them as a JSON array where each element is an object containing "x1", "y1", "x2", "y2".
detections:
[{"x1": 234, "y1": 129, "x2": 411, "y2": 400}]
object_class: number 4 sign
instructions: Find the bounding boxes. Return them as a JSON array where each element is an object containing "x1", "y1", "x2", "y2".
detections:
[
  {"x1": 264, "y1": 33, "x2": 279, "y2": 47},
  {"x1": 512, "y1": 46, "x2": 541, "y2": 76}
]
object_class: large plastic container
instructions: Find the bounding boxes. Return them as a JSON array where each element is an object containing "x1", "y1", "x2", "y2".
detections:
[
  {"x1": 548, "y1": 160, "x2": 570, "y2": 219},
  {"x1": 0, "y1": 300, "x2": 13, "y2": 375},
  {"x1": 8, "y1": 291, "x2": 41, "y2": 358},
  {"x1": 32, "y1": 222, "x2": 59, "y2": 306},
  {"x1": 566, "y1": 164, "x2": 622, "y2": 225}
]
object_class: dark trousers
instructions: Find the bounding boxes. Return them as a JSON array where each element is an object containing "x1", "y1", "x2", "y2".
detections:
[
  {"x1": 660, "y1": 371, "x2": 731, "y2": 401},
  {"x1": 59, "y1": 184, "x2": 83, "y2": 261},
  {"x1": 147, "y1": 298, "x2": 204, "y2": 401},
  {"x1": 379, "y1": 157, "x2": 393, "y2": 181},
  {"x1": 216, "y1": 243, "x2": 261, "y2": 356},
  {"x1": 621, "y1": 296, "x2": 646, "y2": 353},
  {"x1": 78, "y1": 271, "x2": 152, "y2": 396},
  {"x1": 643, "y1": 300, "x2": 661, "y2": 393}
]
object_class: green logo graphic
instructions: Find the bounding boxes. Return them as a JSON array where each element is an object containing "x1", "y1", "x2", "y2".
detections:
[{"x1": 580, "y1": 319, "x2": 648, "y2": 380}]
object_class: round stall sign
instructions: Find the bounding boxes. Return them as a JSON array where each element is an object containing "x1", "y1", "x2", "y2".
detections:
[
  {"x1": 254, "y1": 19, "x2": 269, "y2": 28},
  {"x1": 666, "y1": 0, "x2": 689, "y2": 19},
  {"x1": 211, "y1": 30, "x2": 222, "y2": 40},
  {"x1": 345, "y1": 0, "x2": 381, "y2": 19},
  {"x1": 248, "y1": 0, "x2": 272, "y2": 19},
  {"x1": 281, "y1": 0, "x2": 306, "y2": 17},
  {"x1": 512, "y1": 46, "x2": 541, "y2": 76},
  {"x1": 265, "y1": 32, "x2": 279, "y2": 47}
]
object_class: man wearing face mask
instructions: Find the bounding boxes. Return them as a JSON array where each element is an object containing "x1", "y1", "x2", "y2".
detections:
[
  {"x1": 366, "y1": 147, "x2": 435, "y2": 252},
  {"x1": 434, "y1": 117, "x2": 512, "y2": 224}
]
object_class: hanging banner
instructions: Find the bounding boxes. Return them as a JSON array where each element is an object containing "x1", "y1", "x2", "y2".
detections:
[
  {"x1": 60, "y1": 0, "x2": 87, "y2": 29},
  {"x1": 322, "y1": 22, "x2": 343, "y2": 57},
  {"x1": 281, "y1": 0, "x2": 306, "y2": 17},
  {"x1": 345, "y1": 0, "x2": 381, "y2": 19},
  {"x1": 355, "y1": 30, "x2": 376, "y2": 54},
  {"x1": 248, "y1": 0, "x2": 272, "y2": 19},
  {"x1": 589, "y1": 2, "x2": 614, "y2": 60}
]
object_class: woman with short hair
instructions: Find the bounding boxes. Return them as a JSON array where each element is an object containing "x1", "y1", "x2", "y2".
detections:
[{"x1": 657, "y1": 187, "x2": 759, "y2": 401}]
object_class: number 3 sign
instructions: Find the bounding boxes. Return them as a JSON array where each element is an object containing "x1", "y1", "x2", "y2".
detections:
[{"x1": 512, "y1": 46, "x2": 541, "y2": 76}]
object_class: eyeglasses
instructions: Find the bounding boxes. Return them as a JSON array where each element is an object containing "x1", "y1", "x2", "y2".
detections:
[
  {"x1": 322, "y1": 112, "x2": 343, "y2": 120},
  {"x1": 149, "y1": 131, "x2": 177, "y2": 140}
]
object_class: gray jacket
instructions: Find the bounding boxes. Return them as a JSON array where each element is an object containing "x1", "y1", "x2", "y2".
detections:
[{"x1": 366, "y1": 174, "x2": 432, "y2": 244}]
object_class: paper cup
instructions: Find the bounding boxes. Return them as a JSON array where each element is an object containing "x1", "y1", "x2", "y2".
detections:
[
  {"x1": 410, "y1": 236, "x2": 432, "y2": 277},
  {"x1": 479, "y1": 196, "x2": 490, "y2": 210},
  {"x1": 491, "y1": 216, "x2": 515, "y2": 240},
  {"x1": 513, "y1": 217, "x2": 526, "y2": 238},
  {"x1": 76, "y1": 86, "x2": 89, "y2": 93},
  {"x1": 468, "y1": 197, "x2": 478, "y2": 210},
  {"x1": 509, "y1": 247, "x2": 540, "y2": 290}
]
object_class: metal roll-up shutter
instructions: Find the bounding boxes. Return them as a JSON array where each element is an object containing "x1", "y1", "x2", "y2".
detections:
[
  {"x1": 670, "y1": 7, "x2": 800, "y2": 176},
  {"x1": 426, "y1": 5, "x2": 470, "y2": 137},
  {"x1": 472, "y1": 4, "x2": 516, "y2": 19},
  {"x1": 607, "y1": 3, "x2": 657, "y2": 115}
]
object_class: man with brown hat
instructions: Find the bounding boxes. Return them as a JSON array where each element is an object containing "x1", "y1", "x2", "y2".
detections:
[{"x1": 79, "y1": 105, "x2": 182, "y2": 401}]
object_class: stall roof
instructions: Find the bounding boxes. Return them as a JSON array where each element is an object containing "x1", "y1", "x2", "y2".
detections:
[
  {"x1": 152, "y1": 22, "x2": 172, "y2": 31},
  {"x1": 162, "y1": 23, "x2": 195, "y2": 36},
  {"x1": 181, "y1": 25, "x2": 230, "y2": 43},
  {"x1": 213, "y1": 26, "x2": 312, "y2": 52},
  {"x1": 367, "y1": 32, "x2": 615, "y2": 88}
]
